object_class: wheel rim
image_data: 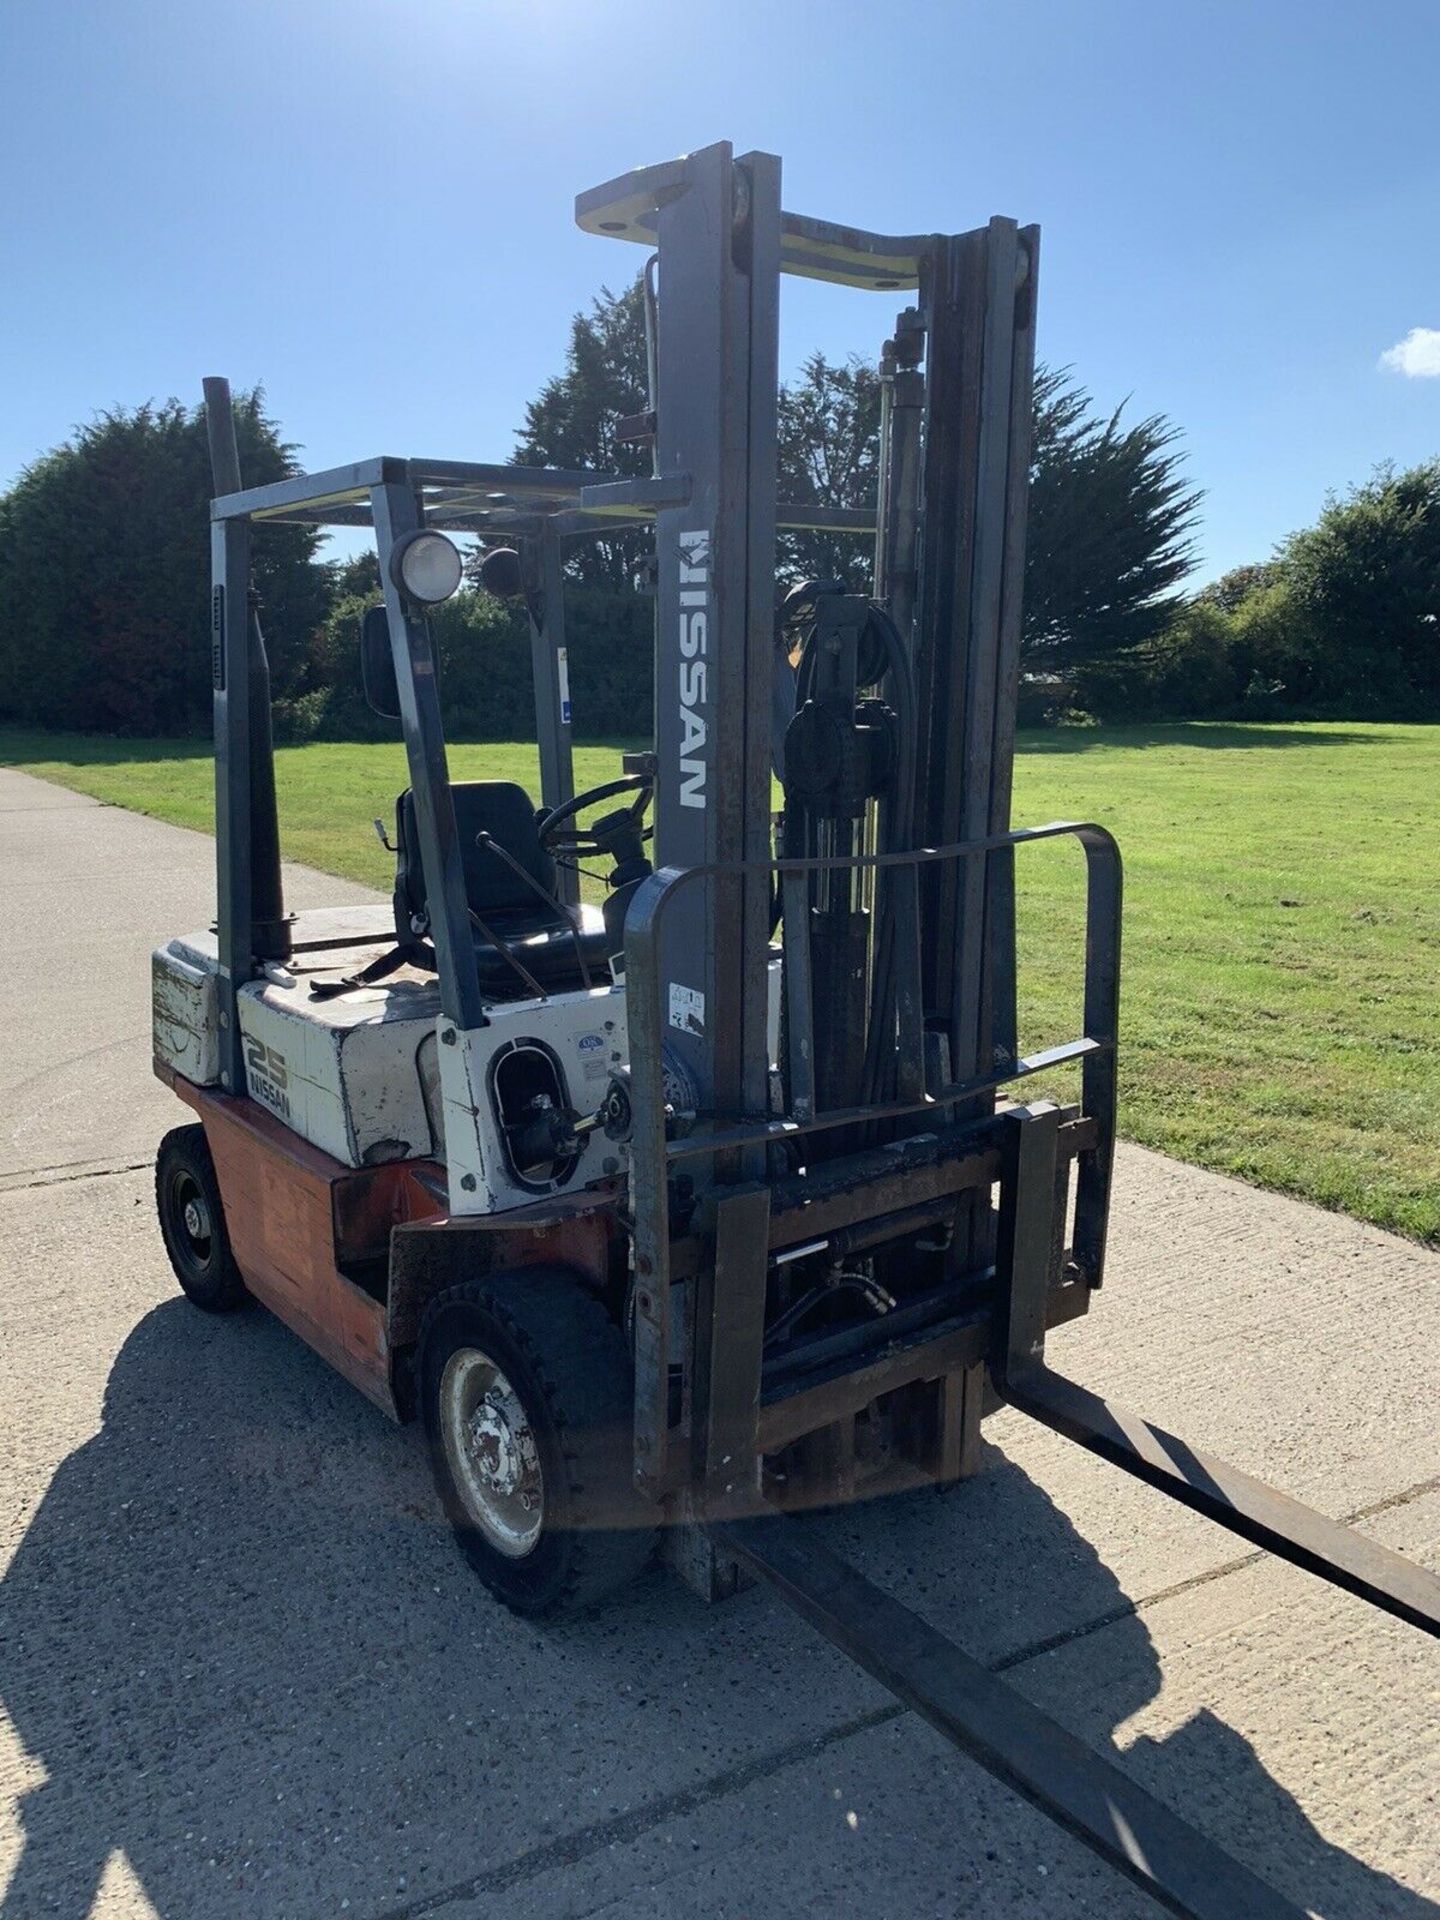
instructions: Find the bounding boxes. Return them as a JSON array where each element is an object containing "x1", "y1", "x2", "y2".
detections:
[
  {"x1": 439, "y1": 1348, "x2": 545, "y2": 1558},
  {"x1": 170, "y1": 1170, "x2": 213, "y2": 1269}
]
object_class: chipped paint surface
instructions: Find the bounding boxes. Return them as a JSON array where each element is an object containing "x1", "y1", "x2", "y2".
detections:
[
  {"x1": 444, "y1": 983, "x2": 629, "y2": 1216},
  {"x1": 151, "y1": 941, "x2": 220, "y2": 1086},
  {"x1": 238, "y1": 976, "x2": 440, "y2": 1167},
  {"x1": 153, "y1": 920, "x2": 634, "y2": 1199}
]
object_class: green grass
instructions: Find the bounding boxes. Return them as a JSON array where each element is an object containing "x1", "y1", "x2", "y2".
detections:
[
  {"x1": 4, "y1": 720, "x2": 1437, "y2": 1244},
  {"x1": 0, "y1": 730, "x2": 636, "y2": 892}
]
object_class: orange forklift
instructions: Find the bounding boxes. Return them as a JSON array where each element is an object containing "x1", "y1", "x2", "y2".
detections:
[{"x1": 151, "y1": 143, "x2": 1438, "y2": 1918}]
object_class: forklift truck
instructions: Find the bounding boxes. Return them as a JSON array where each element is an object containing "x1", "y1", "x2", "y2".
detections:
[{"x1": 152, "y1": 143, "x2": 1437, "y2": 1917}]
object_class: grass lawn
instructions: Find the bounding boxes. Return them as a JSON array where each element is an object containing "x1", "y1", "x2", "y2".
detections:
[{"x1": 3, "y1": 719, "x2": 1436, "y2": 1244}]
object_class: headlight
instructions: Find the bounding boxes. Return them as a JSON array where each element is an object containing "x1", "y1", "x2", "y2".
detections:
[{"x1": 390, "y1": 529, "x2": 463, "y2": 605}]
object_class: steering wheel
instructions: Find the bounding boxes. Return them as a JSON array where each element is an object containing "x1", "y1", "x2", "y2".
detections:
[{"x1": 538, "y1": 774, "x2": 653, "y2": 863}]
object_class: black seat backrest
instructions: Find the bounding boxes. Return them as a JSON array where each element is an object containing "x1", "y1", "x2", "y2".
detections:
[{"x1": 394, "y1": 780, "x2": 562, "y2": 935}]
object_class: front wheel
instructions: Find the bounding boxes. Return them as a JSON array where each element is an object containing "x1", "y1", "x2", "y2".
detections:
[{"x1": 418, "y1": 1268, "x2": 657, "y2": 1618}]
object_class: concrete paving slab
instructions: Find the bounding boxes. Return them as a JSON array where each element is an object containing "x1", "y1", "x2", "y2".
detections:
[
  {"x1": 472, "y1": 1497, "x2": 1440, "y2": 1920},
  {"x1": 0, "y1": 767, "x2": 374, "y2": 1181},
  {"x1": 0, "y1": 770, "x2": 1436, "y2": 1919},
  {"x1": 0, "y1": 771, "x2": 102, "y2": 811}
]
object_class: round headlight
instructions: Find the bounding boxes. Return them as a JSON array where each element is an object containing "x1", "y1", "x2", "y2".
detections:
[{"x1": 391, "y1": 529, "x2": 463, "y2": 605}]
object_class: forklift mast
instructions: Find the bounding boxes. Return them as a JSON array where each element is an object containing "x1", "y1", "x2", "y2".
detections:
[
  {"x1": 584, "y1": 146, "x2": 1042, "y2": 1131},
  {"x1": 575, "y1": 146, "x2": 1116, "y2": 1505}
]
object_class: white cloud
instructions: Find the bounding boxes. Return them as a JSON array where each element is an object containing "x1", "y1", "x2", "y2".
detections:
[{"x1": 1378, "y1": 327, "x2": 1440, "y2": 378}]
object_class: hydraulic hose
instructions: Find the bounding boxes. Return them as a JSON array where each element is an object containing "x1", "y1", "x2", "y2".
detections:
[
  {"x1": 775, "y1": 591, "x2": 917, "y2": 1124},
  {"x1": 858, "y1": 602, "x2": 916, "y2": 1115}
]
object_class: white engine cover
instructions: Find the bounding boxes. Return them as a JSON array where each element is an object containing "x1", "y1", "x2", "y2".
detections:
[
  {"x1": 237, "y1": 973, "x2": 442, "y2": 1166},
  {"x1": 152, "y1": 910, "x2": 629, "y2": 1208},
  {"x1": 153, "y1": 907, "x2": 780, "y2": 1215}
]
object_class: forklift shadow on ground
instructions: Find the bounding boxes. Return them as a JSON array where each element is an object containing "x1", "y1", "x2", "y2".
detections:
[{"x1": 1, "y1": 1301, "x2": 1432, "y2": 1920}]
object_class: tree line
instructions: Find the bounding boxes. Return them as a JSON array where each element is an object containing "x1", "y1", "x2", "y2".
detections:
[
  {"x1": 1075, "y1": 463, "x2": 1440, "y2": 723},
  {"x1": 0, "y1": 278, "x2": 1435, "y2": 739}
]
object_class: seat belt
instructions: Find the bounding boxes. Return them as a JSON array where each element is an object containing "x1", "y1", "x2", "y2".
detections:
[{"x1": 308, "y1": 943, "x2": 419, "y2": 1001}]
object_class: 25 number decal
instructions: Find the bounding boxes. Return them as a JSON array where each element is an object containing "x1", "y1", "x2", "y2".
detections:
[{"x1": 243, "y1": 1037, "x2": 288, "y2": 1088}]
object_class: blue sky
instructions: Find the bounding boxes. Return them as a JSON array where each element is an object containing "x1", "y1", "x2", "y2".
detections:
[{"x1": 2, "y1": 0, "x2": 1437, "y2": 582}]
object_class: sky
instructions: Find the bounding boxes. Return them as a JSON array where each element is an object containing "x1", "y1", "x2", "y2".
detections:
[{"x1": 2, "y1": 0, "x2": 1438, "y2": 584}]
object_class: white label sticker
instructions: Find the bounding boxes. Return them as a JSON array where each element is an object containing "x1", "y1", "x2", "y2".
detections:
[
  {"x1": 575, "y1": 1029, "x2": 608, "y2": 1082},
  {"x1": 557, "y1": 645, "x2": 571, "y2": 726},
  {"x1": 668, "y1": 983, "x2": 705, "y2": 1037}
]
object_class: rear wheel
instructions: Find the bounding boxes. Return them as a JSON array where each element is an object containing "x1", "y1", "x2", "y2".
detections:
[
  {"x1": 418, "y1": 1267, "x2": 657, "y2": 1617},
  {"x1": 155, "y1": 1125, "x2": 249, "y2": 1313}
]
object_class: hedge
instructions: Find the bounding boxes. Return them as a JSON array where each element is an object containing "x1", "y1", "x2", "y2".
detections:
[{"x1": 277, "y1": 584, "x2": 654, "y2": 745}]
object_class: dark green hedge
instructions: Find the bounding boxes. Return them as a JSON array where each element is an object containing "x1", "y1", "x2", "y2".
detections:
[{"x1": 0, "y1": 396, "x2": 328, "y2": 735}]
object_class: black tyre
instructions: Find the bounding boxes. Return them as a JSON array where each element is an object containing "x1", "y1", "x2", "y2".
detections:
[
  {"x1": 418, "y1": 1267, "x2": 657, "y2": 1618},
  {"x1": 155, "y1": 1125, "x2": 249, "y2": 1313}
]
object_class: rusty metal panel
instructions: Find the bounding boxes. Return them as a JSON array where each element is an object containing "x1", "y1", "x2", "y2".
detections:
[
  {"x1": 387, "y1": 1193, "x2": 619, "y2": 1353},
  {"x1": 182, "y1": 1084, "x2": 397, "y2": 1418}
]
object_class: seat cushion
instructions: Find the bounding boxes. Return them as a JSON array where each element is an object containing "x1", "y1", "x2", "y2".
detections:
[
  {"x1": 473, "y1": 919, "x2": 613, "y2": 999},
  {"x1": 451, "y1": 781, "x2": 559, "y2": 916}
]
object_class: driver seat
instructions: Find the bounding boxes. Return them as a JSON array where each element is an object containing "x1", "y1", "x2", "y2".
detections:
[{"x1": 392, "y1": 780, "x2": 612, "y2": 998}]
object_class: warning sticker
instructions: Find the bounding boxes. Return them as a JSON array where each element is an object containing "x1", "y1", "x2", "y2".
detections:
[
  {"x1": 668, "y1": 983, "x2": 705, "y2": 1037},
  {"x1": 575, "y1": 1030, "x2": 608, "y2": 1082},
  {"x1": 557, "y1": 646, "x2": 571, "y2": 726}
]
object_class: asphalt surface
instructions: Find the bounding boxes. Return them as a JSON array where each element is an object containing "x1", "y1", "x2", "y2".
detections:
[{"x1": 0, "y1": 764, "x2": 1435, "y2": 1919}]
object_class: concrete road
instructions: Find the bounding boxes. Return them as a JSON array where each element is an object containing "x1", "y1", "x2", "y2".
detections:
[{"x1": 0, "y1": 765, "x2": 1435, "y2": 1920}]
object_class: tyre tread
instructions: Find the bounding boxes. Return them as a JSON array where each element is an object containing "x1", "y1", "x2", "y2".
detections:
[
  {"x1": 418, "y1": 1267, "x2": 656, "y2": 1617},
  {"x1": 155, "y1": 1124, "x2": 249, "y2": 1313}
]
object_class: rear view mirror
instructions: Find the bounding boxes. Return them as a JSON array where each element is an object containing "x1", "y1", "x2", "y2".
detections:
[
  {"x1": 478, "y1": 546, "x2": 525, "y2": 599},
  {"x1": 361, "y1": 604, "x2": 400, "y2": 719}
]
